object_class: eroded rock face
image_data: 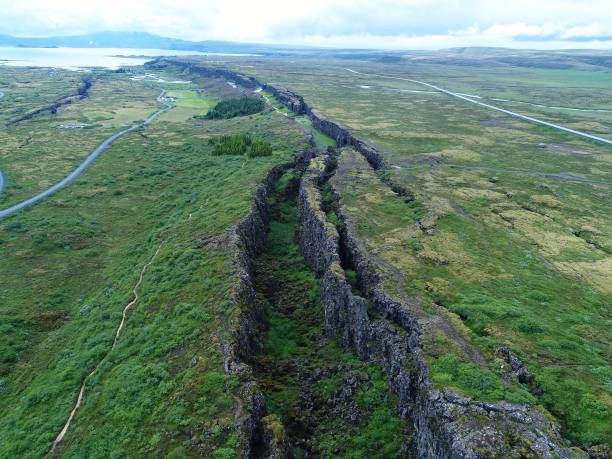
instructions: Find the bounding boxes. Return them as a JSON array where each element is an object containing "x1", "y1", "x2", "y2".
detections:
[
  {"x1": 163, "y1": 61, "x2": 260, "y2": 90},
  {"x1": 262, "y1": 84, "x2": 307, "y2": 114},
  {"x1": 297, "y1": 153, "x2": 576, "y2": 459},
  {"x1": 221, "y1": 150, "x2": 316, "y2": 457}
]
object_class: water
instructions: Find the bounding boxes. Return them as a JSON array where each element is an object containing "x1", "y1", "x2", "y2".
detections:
[{"x1": 0, "y1": 47, "x2": 256, "y2": 70}]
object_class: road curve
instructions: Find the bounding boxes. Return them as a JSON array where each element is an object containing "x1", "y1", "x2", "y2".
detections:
[
  {"x1": 345, "y1": 68, "x2": 612, "y2": 147},
  {"x1": 0, "y1": 90, "x2": 173, "y2": 219}
]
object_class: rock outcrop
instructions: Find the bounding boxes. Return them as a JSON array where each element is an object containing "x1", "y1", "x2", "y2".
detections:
[{"x1": 297, "y1": 153, "x2": 576, "y2": 459}]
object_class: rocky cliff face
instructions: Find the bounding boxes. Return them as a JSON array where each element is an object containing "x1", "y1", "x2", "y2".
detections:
[
  {"x1": 297, "y1": 153, "x2": 577, "y2": 459},
  {"x1": 221, "y1": 151, "x2": 315, "y2": 458},
  {"x1": 261, "y1": 84, "x2": 307, "y2": 114},
  {"x1": 164, "y1": 61, "x2": 260, "y2": 90}
]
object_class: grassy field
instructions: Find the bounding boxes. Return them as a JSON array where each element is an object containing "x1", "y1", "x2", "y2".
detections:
[
  {"x1": 206, "y1": 55, "x2": 612, "y2": 445},
  {"x1": 163, "y1": 89, "x2": 216, "y2": 121},
  {"x1": 0, "y1": 67, "x2": 310, "y2": 458},
  {"x1": 2, "y1": 49, "x2": 610, "y2": 456},
  {"x1": 0, "y1": 67, "x2": 82, "y2": 123}
]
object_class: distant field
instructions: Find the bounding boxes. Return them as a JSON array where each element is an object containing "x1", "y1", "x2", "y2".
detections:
[{"x1": 0, "y1": 68, "x2": 182, "y2": 207}]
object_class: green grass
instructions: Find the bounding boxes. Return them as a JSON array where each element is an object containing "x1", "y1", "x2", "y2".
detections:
[
  {"x1": 0, "y1": 67, "x2": 310, "y2": 457},
  {"x1": 166, "y1": 89, "x2": 216, "y2": 115}
]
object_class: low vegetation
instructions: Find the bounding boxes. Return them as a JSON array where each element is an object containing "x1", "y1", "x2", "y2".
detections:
[{"x1": 0, "y1": 66, "x2": 309, "y2": 457}]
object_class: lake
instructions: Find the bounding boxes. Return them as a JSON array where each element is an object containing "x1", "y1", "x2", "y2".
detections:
[{"x1": 0, "y1": 47, "x2": 257, "y2": 69}]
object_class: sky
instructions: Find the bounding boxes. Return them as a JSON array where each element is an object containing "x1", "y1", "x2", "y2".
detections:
[{"x1": 0, "y1": 0, "x2": 611, "y2": 50}]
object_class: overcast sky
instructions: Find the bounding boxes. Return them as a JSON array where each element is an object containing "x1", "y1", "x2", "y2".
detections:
[{"x1": 1, "y1": 0, "x2": 611, "y2": 50}]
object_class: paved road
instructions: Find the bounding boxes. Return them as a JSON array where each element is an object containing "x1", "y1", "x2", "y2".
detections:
[
  {"x1": 0, "y1": 90, "x2": 173, "y2": 219},
  {"x1": 345, "y1": 68, "x2": 612, "y2": 147}
]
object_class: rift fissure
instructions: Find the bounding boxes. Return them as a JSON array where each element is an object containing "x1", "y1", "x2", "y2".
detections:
[
  {"x1": 248, "y1": 158, "x2": 409, "y2": 458},
  {"x1": 161, "y1": 60, "x2": 584, "y2": 457}
]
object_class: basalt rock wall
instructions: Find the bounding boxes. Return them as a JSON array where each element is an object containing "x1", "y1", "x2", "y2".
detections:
[
  {"x1": 297, "y1": 154, "x2": 576, "y2": 459},
  {"x1": 222, "y1": 150, "x2": 315, "y2": 458}
]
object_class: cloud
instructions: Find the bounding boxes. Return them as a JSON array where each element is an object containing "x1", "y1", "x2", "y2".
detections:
[{"x1": 0, "y1": 0, "x2": 611, "y2": 49}]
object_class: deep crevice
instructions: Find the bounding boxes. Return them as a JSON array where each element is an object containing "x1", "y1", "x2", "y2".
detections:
[{"x1": 249, "y1": 159, "x2": 409, "y2": 458}]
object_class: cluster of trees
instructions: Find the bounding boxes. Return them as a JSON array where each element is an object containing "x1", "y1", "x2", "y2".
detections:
[
  {"x1": 248, "y1": 138, "x2": 273, "y2": 157},
  {"x1": 204, "y1": 96, "x2": 265, "y2": 119},
  {"x1": 208, "y1": 134, "x2": 273, "y2": 158}
]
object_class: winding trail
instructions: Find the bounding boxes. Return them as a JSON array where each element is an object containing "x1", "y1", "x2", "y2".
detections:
[
  {"x1": 345, "y1": 68, "x2": 612, "y2": 147},
  {"x1": 0, "y1": 90, "x2": 173, "y2": 219},
  {"x1": 45, "y1": 242, "x2": 164, "y2": 458}
]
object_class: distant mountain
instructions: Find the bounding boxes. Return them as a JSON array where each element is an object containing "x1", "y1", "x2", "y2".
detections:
[{"x1": 0, "y1": 31, "x2": 303, "y2": 54}]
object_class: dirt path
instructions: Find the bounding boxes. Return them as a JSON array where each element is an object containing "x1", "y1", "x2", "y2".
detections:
[
  {"x1": 45, "y1": 242, "x2": 164, "y2": 457},
  {"x1": 0, "y1": 90, "x2": 173, "y2": 219}
]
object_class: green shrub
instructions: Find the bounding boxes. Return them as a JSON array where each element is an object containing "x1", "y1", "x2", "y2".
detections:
[
  {"x1": 207, "y1": 133, "x2": 272, "y2": 158},
  {"x1": 515, "y1": 319, "x2": 544, "y2": 334},
  {"x1": 211, "y1": 134, "x2": 248, "y2": 156}
]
